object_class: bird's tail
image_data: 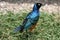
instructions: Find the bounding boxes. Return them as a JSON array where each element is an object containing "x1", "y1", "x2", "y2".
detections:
[{"x1": 13, "y1": 25, "x2": 24, "y2": 33}]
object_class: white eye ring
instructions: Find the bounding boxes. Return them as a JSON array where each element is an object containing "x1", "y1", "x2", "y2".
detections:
[{"x1": 38, "y1": 4, "x2": 40, "y2": 6}]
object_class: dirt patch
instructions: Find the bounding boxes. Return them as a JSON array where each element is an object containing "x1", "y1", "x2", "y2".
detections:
[{"x1": 0, "y1": 1, "x2": 60, "y2": 14}]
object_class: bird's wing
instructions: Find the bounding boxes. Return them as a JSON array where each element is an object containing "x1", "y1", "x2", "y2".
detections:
[
  {"x1": 22, "y1": 12, "x2": 39, "y2": 30},
  {"x1": 14, "y1": 12, "x2": 32, "y2": 32},
  {"x1": 22, "y1": 12, "x2": 32, "y2": 25}
]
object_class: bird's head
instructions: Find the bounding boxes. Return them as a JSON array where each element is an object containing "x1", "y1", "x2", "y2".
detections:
[{"x1": 33, "y1": 3, "x2": 42, "y2": 10}]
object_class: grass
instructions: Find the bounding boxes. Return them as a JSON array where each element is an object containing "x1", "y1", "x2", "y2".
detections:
[{"x1": 0, "y1": 11, "x2": 60, "y2": 40}]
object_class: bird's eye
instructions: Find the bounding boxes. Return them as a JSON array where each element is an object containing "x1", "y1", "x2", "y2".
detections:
[{"x1": 38, "y1": 4, "x2": 40, "y2": 6}]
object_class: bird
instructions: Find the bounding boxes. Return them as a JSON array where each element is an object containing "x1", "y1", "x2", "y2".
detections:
[{"x1": 14, "y1": 3, "x2": 42, "y2": 33}]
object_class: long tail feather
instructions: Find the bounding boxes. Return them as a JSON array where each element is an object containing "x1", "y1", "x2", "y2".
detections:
[{"x1": 14, "y1": 25, "x2": 24, "y2": 33}]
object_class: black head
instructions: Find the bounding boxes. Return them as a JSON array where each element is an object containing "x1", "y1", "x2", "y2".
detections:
[
  {"x1": 36, "y1": 3, "x2": 42, "y2": 9},
  {"x1": 33, "y1": 3, "x2": 42, "y2": 10}
]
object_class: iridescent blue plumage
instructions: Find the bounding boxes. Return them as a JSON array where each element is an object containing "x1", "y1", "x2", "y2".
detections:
[{"x1": 14, "y1": 3, "x2": 42, "y2": 32}]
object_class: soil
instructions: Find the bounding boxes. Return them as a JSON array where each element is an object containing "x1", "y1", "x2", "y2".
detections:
[{"x1": 0, "y1": 1, "x2": 60, "y2": 14}]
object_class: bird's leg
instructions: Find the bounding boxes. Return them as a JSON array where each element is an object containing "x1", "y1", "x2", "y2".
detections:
[{"x1": 25, "y1": 30, "x2": 28, "y2": 40}]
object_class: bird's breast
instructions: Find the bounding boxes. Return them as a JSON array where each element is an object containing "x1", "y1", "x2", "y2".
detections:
[{"x1": 30, "y1": 12, "x2": 39, "y2": 19}]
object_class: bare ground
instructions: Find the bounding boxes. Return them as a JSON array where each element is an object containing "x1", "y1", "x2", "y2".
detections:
[{"x1": 0, "y1": 1, "x2": 60, "y2": 14}]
